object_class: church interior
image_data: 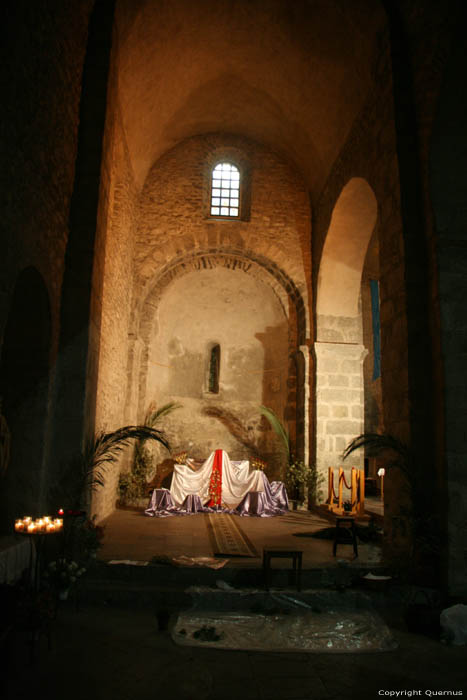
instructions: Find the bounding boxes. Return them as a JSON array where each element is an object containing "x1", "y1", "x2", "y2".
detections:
[{"x1": 1, "y1": 0, "x2": 467, "y2": 694}]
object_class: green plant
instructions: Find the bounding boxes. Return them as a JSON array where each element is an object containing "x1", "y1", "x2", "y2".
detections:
[
  {"x1": 307, "y1": 461, "x2": 324, "y2": 505},
  {"x1": 284, "y1": 459, "x2": 308, "y2": 498},
  {"x1": 259, "y1": 405, "x2": 322, "y2": 504},
  {"x1": 52, "y1": 425, "x2": 170, "y2": 511},
  {"x1": 342, "y1": 432, "x2": 440, "y2": 578},
  {"x1": 285, "y1": 459, "x2": 322, "y2": 505},
  {"x1": 259, "y1": 405, "x2": 290, "y2": 459},
  {"x1": 343, "y1": 433, "x2": 414, "y2": 492},
  {"x1": 118, "y1": 403, "x2": 181, "y2": 503}
]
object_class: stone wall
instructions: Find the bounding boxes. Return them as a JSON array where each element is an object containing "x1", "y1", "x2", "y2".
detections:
[
  {"x1": 90, "y1": 31, "x2": 140, "y2": 518},
  {"x1": 314, "y1": 342, "x2": 367, "y2": 468},
  {"x1": 135, "y1": 133, "x2": 311, "y2": 315},
  {"x1": 312, "y1": 31, "x2": 408, "y2": 521},
  {"x1": 0, "y1": 1, "x2": 92, "y2": 339},
  {"x1": 120, "y1": 134, "x2": 311, "y2": 499},
  {"x1": 0, "y1": 0, "x2": 93, "y2": 522},
  {"x1": 144, "y1": 267, "x2": 289, "y2": 481},
  {"x1": 91, "y1": 132, "x2": 311, "y2": 513}
]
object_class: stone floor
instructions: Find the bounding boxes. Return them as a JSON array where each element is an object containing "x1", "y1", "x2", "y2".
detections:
[
  {"x1": 5, "y1": 600, "x2": 466, "y2": 700},
  {"x1": 5, "y1": 503, "x2": 465, "y2": 700},
  {"x1": 97, "y1": 505, "x2": 383, "y2": 570}
]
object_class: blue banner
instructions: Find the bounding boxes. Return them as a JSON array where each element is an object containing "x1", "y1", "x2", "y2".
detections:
[{"x1": 370, "y1": 279, "x2": 381, "y2": 380}]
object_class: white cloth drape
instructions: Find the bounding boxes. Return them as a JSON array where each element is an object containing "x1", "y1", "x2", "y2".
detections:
[{"x1": 170, "y1": 451, "x2": 265, "y2": 507}]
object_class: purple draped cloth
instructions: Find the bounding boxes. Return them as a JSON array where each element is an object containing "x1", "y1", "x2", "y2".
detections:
[
  {"x1": 145, "y1": 473, "x2": 289, "y2": 518},
  {"x1": 145, "y1": 489, "x2": 213, "y2": 517},
  {"x1": 235, "y1": 479, "x2": 289, "y2": 517}
]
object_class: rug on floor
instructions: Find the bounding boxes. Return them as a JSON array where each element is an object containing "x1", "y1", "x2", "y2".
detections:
[{"x1": 206, "y1": 513, "x2": 258, "y2": 557}]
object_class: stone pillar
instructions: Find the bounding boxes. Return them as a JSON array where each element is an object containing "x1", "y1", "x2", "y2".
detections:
[
  {"x1": 313, "y1": 342, "x2": 368, "y2": 499},
  {"x1": 298, "y1": 345, "x2": 310, "y2": 466},
  {"x1": 124, "y1": 334, "x2": 144, "y2": 424}
]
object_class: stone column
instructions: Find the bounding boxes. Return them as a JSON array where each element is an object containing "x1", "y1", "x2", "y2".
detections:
[
  {"x1": 313, "y1": 342, "x2": 368, "y2": 500},
  {"x1": 124, "y1": 334, "x2": 144, "y2": 424},
  {"x1": 298, "y1": 345, "x2": 310, "y2": 466}
]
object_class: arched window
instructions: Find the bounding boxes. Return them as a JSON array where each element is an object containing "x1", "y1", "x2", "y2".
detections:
[
  {"x1": 208, "y1": 344, "x2": 221, "y2": 393},
  {"x1": 210, "y1": 162, "x2": 240, "y2": 218}
]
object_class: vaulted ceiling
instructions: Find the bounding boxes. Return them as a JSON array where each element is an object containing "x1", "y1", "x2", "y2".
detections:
[{"x1": 114, "y1": 0, "x2": 386, "y2": 197}]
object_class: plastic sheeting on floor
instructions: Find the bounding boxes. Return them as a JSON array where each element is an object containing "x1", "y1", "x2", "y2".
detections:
[{"x1": 172, "y1": 589, "x2": 397, "y2": 653}]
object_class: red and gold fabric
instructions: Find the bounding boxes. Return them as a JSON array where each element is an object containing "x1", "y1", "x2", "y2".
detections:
[{"x1": 207, "y1": 449, "x2": 223, "y2": 507}]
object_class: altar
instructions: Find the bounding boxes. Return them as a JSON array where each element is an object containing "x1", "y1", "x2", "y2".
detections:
[{"x1": 145, "y1": 450, "x2": 289, "y2": 517}]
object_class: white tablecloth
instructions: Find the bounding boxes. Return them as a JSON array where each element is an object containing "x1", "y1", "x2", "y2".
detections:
[{"x1": 170, "y1": 450, "x2": 265, "y2": 507}]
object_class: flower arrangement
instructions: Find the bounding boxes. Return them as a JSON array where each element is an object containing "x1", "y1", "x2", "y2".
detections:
[{"x1": 44, "y1": 558, "x2": 86, "y2": 591}]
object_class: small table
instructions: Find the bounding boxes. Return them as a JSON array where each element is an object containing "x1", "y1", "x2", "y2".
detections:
[
  {"x1": 263, "y1": 548, "x2": 303, "y2": 591},
  {"x1": 333, "y1": 516, "x2": 358, "y2": 558}
]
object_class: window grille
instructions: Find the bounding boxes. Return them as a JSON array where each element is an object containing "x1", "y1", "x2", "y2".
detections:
[{"x1": 210, "y1": 163, "x2": 240, "y2": 217}]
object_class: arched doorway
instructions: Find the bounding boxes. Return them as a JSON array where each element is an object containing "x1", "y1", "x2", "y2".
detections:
[
  {"x1": 0, "y1": 267, "x2": 51, "y2": 531},
  {"x1": 314, "y1": 177, "x2": 378, "y2": 490}
]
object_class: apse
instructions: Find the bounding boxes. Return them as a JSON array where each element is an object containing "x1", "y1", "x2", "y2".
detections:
[{"x1": 140, "y1": 266, "x2": 289, "y2": 481}]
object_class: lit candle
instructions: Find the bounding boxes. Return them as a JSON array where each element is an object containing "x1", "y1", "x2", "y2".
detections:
[
  {"x1": 27, "y1": 523, "x2": 36, "y2": 533},
  {"x1": 46, "y1": 523, "x2": 55, "y2": 533},
  {"x1": 54, "y1": 518, "x2": 63, "y2": 530},
  {"x1": 58, "y1": 508, "x2": 64, "y2": 516},
  {"x1": 23, "y1": 516, "x2": 32, "y2": 524},
  {"x1": 15, "y1": 519, "x2": 24, "y2": 531}
]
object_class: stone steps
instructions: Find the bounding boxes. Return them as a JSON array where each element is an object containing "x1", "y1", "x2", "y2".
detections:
[{"x1": 78, "y1": 558, "x2": 389, "y2": 609}]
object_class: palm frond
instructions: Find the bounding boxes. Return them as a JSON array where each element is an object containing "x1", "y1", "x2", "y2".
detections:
[
  {"x1": 144, "y1": 401, "x2": 182, "y2": 427},
  {"x1": 260, "y1": 405, "x2": 290, "y2": 457},
  {"x1": 54, "y1": 425, "x2": 170, "y2": 509},
  {"x1": 343, "y1": 433, "x2": 410, "y2": 462},
  {"x1": 98, "y1": 425, "x2": 169, "y2": 453},
  {"x1": 343, "y1": 433, "x2": 439, "y2": 574},
  {"x1": 342, "y1": 432, "x2": 414, "y2": 486},
  {"x1": 203, "y1": 406, "x2": 260, "y2": 455}
]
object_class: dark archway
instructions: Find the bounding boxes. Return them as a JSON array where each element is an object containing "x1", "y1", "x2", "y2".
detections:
[{"x1": 0, "y1": 267, "x2": 51, "y2": 531}]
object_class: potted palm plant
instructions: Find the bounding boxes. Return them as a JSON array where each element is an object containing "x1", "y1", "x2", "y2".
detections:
[
  {"x1": 260, "y1": 406, "x2": 320, "y2": 508},
  {"x1": 52, "y1": 424, "x2": 171, "y2": 511},
  {"x1": 342, "y1": 432, "x2": 440, "y2": 583},
  {"x1": 119, "y1": 402, "x2": 181, "y2": 505},
  {"x1": 50, "y1": 424, "x2": 171, "y2": 562}
]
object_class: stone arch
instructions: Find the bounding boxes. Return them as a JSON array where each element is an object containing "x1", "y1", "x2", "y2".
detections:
[
  {"x1": 314, "y1": 178, "x2": 378, "y2": 488},
  {"x1": 134, "y1": 248, "x2": 308, "y2": 347},
  {"x1": 0, "y1": 267, "x2": 51, "y2": 532},
  {"x1": 126, "y1": 249, "x2": 308, "y2": 472},
  {"x1": 317, "y1": 177, "x2": 378, "y2": 328}
]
